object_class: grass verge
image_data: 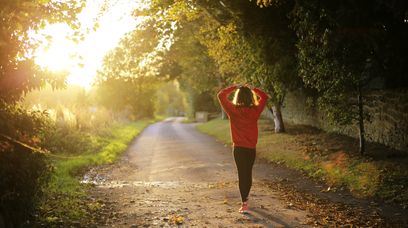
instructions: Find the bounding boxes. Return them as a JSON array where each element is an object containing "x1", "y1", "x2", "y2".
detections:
[
  {"x1": 197, "y1": 118, "x2": 408, "y2": 208},
  {"x1": 37, "y1": 120, "x2": 152, "y2": 224}
]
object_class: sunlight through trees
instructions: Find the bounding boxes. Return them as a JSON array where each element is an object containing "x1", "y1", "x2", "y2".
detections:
[{"x1": 1, "y1": 0, "x2": 408, "y2": 226}]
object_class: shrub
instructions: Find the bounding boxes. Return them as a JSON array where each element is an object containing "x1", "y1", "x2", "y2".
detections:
[
  {"x1": 0, "y1": 141, "x2": 50, "y2": 227},
  {"x1": 41, "y1": 124, "x2": 97, "y2": 155},
  {"x1": 0, "y1": 102, "x2": 51, "y2": 227}
]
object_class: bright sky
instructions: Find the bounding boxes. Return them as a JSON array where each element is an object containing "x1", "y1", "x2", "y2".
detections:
[{"x1": 33, "y1": 0, "x2": 148, "y2": 88}]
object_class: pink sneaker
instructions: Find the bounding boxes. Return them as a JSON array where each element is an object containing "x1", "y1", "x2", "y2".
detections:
[{"x1": 239, "y1": 201, "x2": 249, "y2": 214}]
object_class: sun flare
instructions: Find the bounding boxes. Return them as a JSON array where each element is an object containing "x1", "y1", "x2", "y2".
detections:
[
  {"x1": 34, "y1": 23, "x2": 77, "y2": 72},
  {"x1": 32, "y1": 0, "x2": 148, "y2": 89}
]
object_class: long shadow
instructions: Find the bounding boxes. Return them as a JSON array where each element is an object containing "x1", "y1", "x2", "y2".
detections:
[
  {"x1": 257, "y1": 120, "x2": 408, "y2": 222},
  {"x1": 243, "y1": 207, "x2": 293, "y2": 228}
]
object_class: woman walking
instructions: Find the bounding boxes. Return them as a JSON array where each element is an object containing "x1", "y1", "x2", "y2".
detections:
[{"x1": 217, "y1": 84, "x2": 268, "y2": 214}]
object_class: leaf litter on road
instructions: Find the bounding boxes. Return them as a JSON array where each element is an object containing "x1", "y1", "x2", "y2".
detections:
[{"x1": 263, "y1": 180, "x2": 403, "y2": 227}]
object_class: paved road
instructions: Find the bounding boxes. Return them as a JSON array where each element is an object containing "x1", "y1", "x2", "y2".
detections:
[{"x1": 87, "y1": 117, "x2": 309, "y2": 227}]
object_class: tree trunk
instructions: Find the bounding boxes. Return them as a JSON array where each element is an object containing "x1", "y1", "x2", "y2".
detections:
[
  {"x1": 358, "y1": 86, "x2": 365, "y2": 155},
  {"x1": 269, "y1": 102, "x2": 285, "y2": 133},
  {"x1": 218, "y1": 80, "x2": 227, "y2": 120},
  {"x1": 221, "y1": 109, "x2": 227, "y2": 120}
]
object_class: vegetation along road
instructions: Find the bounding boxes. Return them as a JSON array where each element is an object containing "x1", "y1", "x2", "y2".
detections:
[{"x1": 82, "y1": 117, "x2": 407, "y2": 227}]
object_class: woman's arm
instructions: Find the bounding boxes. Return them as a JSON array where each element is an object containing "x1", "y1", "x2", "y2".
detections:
[
  {"x1": 217, "y1": 85, "x2": 237, "y2": 115},
  {"x1": 253, "y1": 87, "x2": 268, "y2": 113}
]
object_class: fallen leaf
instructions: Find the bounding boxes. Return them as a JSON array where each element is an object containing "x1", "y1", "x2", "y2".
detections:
[{"x1": 170, "y1": 215, "x2": 184, "y2": 225}]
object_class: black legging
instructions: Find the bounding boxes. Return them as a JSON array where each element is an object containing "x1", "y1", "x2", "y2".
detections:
[{"x1": 233, "y1": 146, "x2": 256, "y2": 202}]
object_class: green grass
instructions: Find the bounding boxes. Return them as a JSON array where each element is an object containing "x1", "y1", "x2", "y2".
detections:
[
  {"x1": 181, "y1": 117, "x2": 195, "y2": 123},
  {"x1": 39, "y1": 120, "x2": 152, "y2": 223},
  {"x1": 196, "y1": 118, "x2": 231, "y2": 144},
  {"x1": 197, "y1": 118, "x2": 408, "y2": 207}
]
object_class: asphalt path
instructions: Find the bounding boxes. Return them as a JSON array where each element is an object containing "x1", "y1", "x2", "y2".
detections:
[{"x1": 87, "y1": 117, "x2": 309, "y2": 227}]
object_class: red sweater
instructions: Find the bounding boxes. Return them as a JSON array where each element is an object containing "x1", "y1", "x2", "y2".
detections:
[{"x1": 217, "y1": 86, "x2": 268, "y2": 149}]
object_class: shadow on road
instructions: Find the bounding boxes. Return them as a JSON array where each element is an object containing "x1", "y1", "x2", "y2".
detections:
[{"x1": 247, "y1": 207, "x2": 293, "y2": 228}]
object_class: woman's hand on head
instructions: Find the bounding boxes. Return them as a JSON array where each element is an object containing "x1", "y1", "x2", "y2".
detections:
[{"x1": 244, "y1": 83, "x2": 254, "y2": 90}]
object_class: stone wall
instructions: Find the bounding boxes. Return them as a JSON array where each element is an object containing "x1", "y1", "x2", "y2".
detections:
[{"x1": 269, "y1": 89, "x2": 408, "y2": 152}]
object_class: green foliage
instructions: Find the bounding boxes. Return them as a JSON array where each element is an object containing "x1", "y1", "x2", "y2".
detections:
[
  {"x1": 255, "y1": 0, "x2": 287, "y2": 8},
  {"x1": 152, "y1": 0, "x2": 302, "y2": 131},
  {"x1": 38, "y1": 120, "x2": 152, "y2": 225},
  {"x1": 95, "y1": 23, "x2": 166, "y2": 118},
  {"x1": 24, "y1": 85, "x2": 115, "y2": 130},
  {"x1": 95, "y1": 77, "x2": 157, "y2": 118},
  {"x1": 290, "y1": 0, "x2": 408, "y2": 125},
  {"x1": 41, "y1": 125, "x2": 103, "y2": 155},
  {"x1": 168, "y1": 27, "x2": 220, "y2": 115},
  {"x1": 198, "y1": 22, "x2": 254, "y2": 84},
  {"x1": 152, "y1": 5, "x2": 222, "y2": 116},
  {"x1": 166, "y1": 18, "x2": 220, "y2": 93},
  {"x1": 0, "y1": 0, "x2": 83, "y2": 101},
  {"x1": 193, "y1": 91, "x2": 219, "y2": 112},
  {"x1": 0, "y1": 101, "x2": 50, "y2": 141},
  {"x1": 196, "y1": 0, "x2": 300, "y2": 104},
  {"x1": 0, "y1": 95, "x2": 113, "y2": 225},
  {"x1": 0, "y1": 3, "x2": 86, "y2": 222},
  {"x1": 1, "y1": 84, "x2": 128, "y2": 225},
  {"x1": 98, "y1": 19, "x2": 162, "y2": 79},
  {"x1": 198, "y1": 118, "x2": 408, "y2": 207},
  {"x1": 155, "y1": 80, "x2": 187, "y2": 116},
  {"x1": 149, "y1": 0, "x2": 300, "y2": 120},
  {"x1": 24, "y1": 85, "x2": 90, "y2": 110},
  {"x1": 0, "y1": 138, "x2": 50, "y2": 227}
]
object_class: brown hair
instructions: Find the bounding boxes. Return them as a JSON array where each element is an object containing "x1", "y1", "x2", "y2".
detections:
[{"x1": 232, "y1": 86, "x2": 258, "y2": 107}]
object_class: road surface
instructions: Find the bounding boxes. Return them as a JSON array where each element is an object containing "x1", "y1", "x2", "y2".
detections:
[
  {"x1": 85, "y1": 117, "x2": 309, "y2": 227},
  {"x1": 84, "y1": 117, "x2": 408, "y2": 227}
]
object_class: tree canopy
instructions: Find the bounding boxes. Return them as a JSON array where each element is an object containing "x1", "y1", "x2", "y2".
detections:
[
  {"x1": 144, "y1": 0, "x2": 408, "y2": 151},
  {"x1": 0, "y1": 0, "x2": 84, "y2": 102}
]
